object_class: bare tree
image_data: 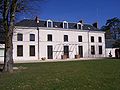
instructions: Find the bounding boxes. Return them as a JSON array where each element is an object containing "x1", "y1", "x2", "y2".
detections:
[{"x1": 0, "y1": 0, "x2": 44, "y2": 72}]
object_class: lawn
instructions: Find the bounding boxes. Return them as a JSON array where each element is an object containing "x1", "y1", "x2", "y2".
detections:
[{"x1": 0, "y1": 59, "x2": 120, "y2": 90}]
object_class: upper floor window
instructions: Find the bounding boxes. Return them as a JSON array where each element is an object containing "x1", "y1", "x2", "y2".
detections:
[
  {"x1": 78, "y1": 36, "x2": 82, "y2": 42},
  {"x1": 17, "y1": 33, "x2": 23, "y2": 41},
  {"x1": 91, "y1": 36, "x2": 94, "y2": 42},
  {"x1": 98, "y1": 37, "x2": 102, "y2": 42},
  {"x1": 47, "y1": 34, "x2": 52, "y2": 41},
  {"x1": 63, "y1": 21, "x2": 68, "y2": 29},
  {"x1": 64, "y1": 35, "x2": 68, "y2": 42},
  {"x1": 77, "y1": 23, "x2": 83, "y2": 30},
  {"x1": 30, "y1": 34, "x2": 35, "y2": 41},
  {"x1": 47, "y1": 20, "x2": 53, "y2": 27}
]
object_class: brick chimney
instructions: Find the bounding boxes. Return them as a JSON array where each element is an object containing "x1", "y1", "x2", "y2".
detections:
[{"x1": 92, "y1": 22, "x2": 98, "y2": 28}]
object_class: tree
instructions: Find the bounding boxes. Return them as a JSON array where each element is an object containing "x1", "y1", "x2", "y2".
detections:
[
  {"x1": 0, "y1": 0, "x2": 44, "y2": 72},
  {"x1": 101, "y1": 17, "x2": 120, "y2": 48},
  {"x1": 101, "y1": 17, "x2": 120, "y2": 39}
]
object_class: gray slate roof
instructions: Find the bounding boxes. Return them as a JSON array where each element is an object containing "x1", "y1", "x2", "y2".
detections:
[
  {"x1": 15, "y1": 19, "x2": 99, "y2": 31},
  {"x1": 0, "y1": 19, "x2": 100, "y2": 44}
]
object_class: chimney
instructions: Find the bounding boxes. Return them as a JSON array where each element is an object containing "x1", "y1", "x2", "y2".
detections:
[
  {"x1": 35, "y1": 16, "x2": 40, "y2": 24},
  {"x1": 92, "y1": 22, "x2": 98, "y2": 28},
  {"x1": 79, "y1": 20, "x2": 83, "y2": 24}
]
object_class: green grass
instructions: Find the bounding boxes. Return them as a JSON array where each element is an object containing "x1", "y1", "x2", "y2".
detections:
[{"x1": 0, "y1": 59, "x2": 120, "y2": 90}]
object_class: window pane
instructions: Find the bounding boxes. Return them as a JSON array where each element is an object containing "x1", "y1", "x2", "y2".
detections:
[
  {"x1": 91, "y1": 46, "x2": 95, "y2": 55},
  {"x1": 17, "y1": 33, "x2": 23, "y2": 41},
  {"x1": 78, "y1": 24, "x2": 81, "y2": 29},
  {"x1": 98, "y1": 37, "x2": 102, "y2": 42},
  {"x1": 17, "y1": 45, "x2": 23, "y2": 56},
  {"x1": 47, "y1": 34, "x2": 52, "y2": 41},
  {"x1": 48, "y1": 22, "x2": 52, "y2": 27},
  {"x1": 64, "y1": 35, "x2": 68, "y2": 42},
  {"x1": 64, "y1": 23, "x2": 68, "y2": 29},
  {"x1": 30, "y1": 45, "x2": 35, "y2": 56},
  {"x1": 99, "y1": 46, "x2": 102, "y2": 54},
  {"x1": 30, "y1": 34, "x2": 35, "y2": 41},
  {"x1": 78, "y1": 36, "x2": 82, "y2": 42},
  {"x1": 91, "y1": 36, "x2": 94, "y2": 42}
]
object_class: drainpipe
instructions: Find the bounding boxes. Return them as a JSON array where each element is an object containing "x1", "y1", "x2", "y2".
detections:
[
  {"x1": 88, "y1": 30, "x2": 90, "y2": 58},
  {"x1": 37, "y1": 27, "x2": 40, "y2": 60},
  {"x1": 35, "y1": 16, "x2": 40, "y2": 60}
]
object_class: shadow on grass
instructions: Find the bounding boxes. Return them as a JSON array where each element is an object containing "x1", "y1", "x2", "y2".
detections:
[{"x1": 0, "y1": 64, "x2": 3, "y2": 72}]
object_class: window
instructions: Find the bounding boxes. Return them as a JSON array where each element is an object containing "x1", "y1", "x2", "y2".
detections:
[
  {"x1": 47, "y1": 20, "x2": 53, "y2": 27},
  {"x1": 98, "y1": 37, "x2": 102, "y2": 42},
  {"x1": 47, "y1": 45, "x2": 53, "y2": 59},
  {"x1": 64, "y1": 35, "x2": 68, "y2": 42},
  {"x1": 30, "y1": 34, "x2": 35, "y2": 41},
  {"x1": 91, "y1": 45, "x2": 95, "y2": 55},
  {"x1": 77, "y1": 23, "x2": 82, "y2": 29},
  {"x1": 91, "y1": 36, "x2": 94, "y2": 42},
  {"x1": 63, "y1": 21, "x2": 68, "y2": 29},
  {"x1": 47, "y1": 34, "x2": 52, "y2": 41},
  {"x1": 99, "y1": 46, "x2": 102, "y2": 54},
  {"x1": 78, "y1": 36, "x2": 82, "y2": 42},
  {"x1": 30, "y1": 45, "x2": 35, "y2": 56},
  {"x1": 17, "y1": 45, "x2": 23, "y2": 56},
  {"x1": 17, "y1": 33, "x2": 23, "y2": 41}
]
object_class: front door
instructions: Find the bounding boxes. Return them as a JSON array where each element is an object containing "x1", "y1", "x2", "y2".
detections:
[
  {"x1": 64, "y1": 46, "x2": 69, "y2": 58},
  {"x1": 47, "y1": 45, "x2": 53, "y2": 59}
]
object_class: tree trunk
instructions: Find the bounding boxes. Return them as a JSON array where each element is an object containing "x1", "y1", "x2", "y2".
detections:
[
  {"x1": 3, "y1": 33, "x2": 13, "y2": 72},
  {"x1": 2, "y1": 0, "x2": 17, "y2": 72}
]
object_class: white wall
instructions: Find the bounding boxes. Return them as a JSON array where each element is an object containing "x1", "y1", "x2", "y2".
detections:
[
  {"x1": 13, "y1": 28, "x2": 38, "y2": 61},
  {"x1": 106, "y1": 48, "x2": 117, "y2": 57},
  {"x1": 12, "y1": 27, "x2": 105, "y2": 61}
]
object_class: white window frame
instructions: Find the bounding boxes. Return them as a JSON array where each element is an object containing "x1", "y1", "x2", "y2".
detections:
[
  {"x1": 63, "y1": 21, "x2": 68, "y2": 29},
  {"x1": 77, "y1": 22, "x2": 83, "y2": 30},
  {"x1": 47, "y1": 19, "x2": 53, "y2": 28}
]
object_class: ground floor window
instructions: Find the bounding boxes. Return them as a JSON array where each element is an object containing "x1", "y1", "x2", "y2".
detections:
[
  {"x1": 78, "y1": 46, "x2": 83, "y2": 57},
  {"x1": 64, "y1": 46, "x2": 69, "y2": 58},
  {"x1": 30, "y1": 45, "x2": 35, "y2": 56},
  {"x1": 91, "y1": 45, "x2": 95, "y2": 55},
  {"x1": 47, "y1": 45, "x2": 53, "y2": 59},
  {"x1": 17, "y1": 45, "x2": 23, "y2": 56},
  {"x1": 99, "y1": 46, "x2": 102, "y2": 54}
]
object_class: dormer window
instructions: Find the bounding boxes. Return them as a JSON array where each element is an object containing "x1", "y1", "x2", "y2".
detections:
[
  {"x1": 63, "y1": 21, "x2": 68, "y2": 29},
  {"x1": 77, "y1": 23, "x2": 83, "y2": 30},
  {"x1": 47, "y1": 20, "x2": 53, "y2": 27}
]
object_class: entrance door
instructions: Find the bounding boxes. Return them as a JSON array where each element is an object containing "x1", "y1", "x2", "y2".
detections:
[
  {"x1": 64, "y1": 46, "x2": 69, "y2": 58},
  {"x1": 78, "y1": 46, "x2": 83, "y2": 57},
  {"x1": 47, "y1": 45, "x2": 53, "y2": 59}
]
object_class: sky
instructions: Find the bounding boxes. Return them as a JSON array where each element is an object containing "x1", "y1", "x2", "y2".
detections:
[{"x1": 19, "y1": 0, "x2": 120, "y2": 28}]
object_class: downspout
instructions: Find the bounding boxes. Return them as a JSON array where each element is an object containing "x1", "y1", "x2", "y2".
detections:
[
  {"x1": 37, "y1": 27, "x2": 40, "y2": 60},
  {"x1": 88, "y1": 30, "x2": 90, "y2": 58}
]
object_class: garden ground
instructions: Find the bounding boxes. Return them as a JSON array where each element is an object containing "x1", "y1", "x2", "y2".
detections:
[{"x1": 0, "y1": 59, "x2": 120, "y2": 90}]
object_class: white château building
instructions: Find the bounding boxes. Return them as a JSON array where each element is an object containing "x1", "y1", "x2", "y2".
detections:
[{"x1": 0, "y1": 18, "x2": 105, "y2": 61}]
